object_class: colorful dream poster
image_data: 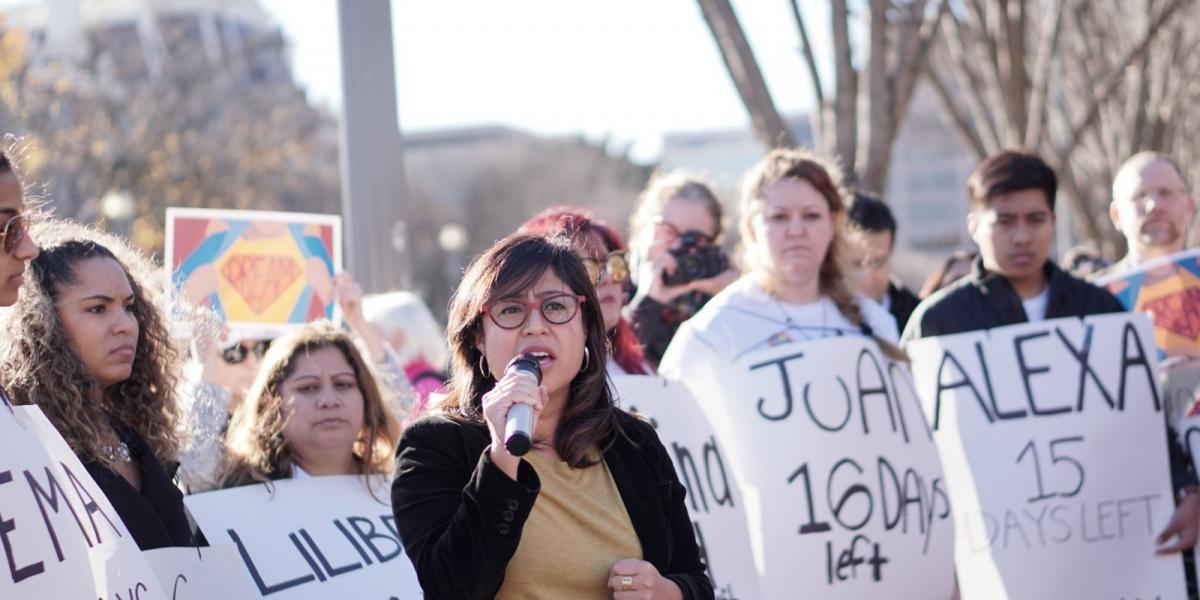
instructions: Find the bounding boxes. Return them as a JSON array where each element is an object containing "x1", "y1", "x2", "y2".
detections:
[
  {"x1": 1097, "y1": 248, "x2": 1200, "y2": 354},
  {"x1": 166, "y1": 208, "x2": 342, "y2": 338},
  {"x1": 1097, "y1": 249, "x2": 1200, "y2": 422}
]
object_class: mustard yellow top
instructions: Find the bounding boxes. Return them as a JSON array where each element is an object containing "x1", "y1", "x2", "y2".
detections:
[{"x1": 495, "y1": 450, "x2": 643, "y2": 599}]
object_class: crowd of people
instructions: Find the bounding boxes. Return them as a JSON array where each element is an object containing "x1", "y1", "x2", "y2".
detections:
[{"x1": 0, "y1": 139, "x2": 1196, "y2": 598}]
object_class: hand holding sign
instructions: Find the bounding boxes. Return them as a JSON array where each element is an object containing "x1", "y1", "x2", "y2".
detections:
[{"x1": 1155, "y1": 493, "x2": 1200, "y2": 554}]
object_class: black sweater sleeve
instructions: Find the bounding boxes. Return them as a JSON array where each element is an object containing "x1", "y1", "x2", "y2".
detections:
[{"x1": 391, "y1": 417, "x2": 540, "y2": 599}]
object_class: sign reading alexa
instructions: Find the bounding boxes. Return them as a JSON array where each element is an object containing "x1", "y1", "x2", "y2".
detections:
[
  {"x1": 0, "y1": 405, "x2": 168, "y2": 599},
  {"x1": 665, "y1": 337, "x2": 955, "y2": 599},
  {"x1": 611, "y1": 375, "x2": 761, "y2": 600},
  {"x1": 185, "y1": 475, "x2": 420, "y2": 599},
  {"x1": 907, "y1": 313, "x2": 1186, "y2": 599}
]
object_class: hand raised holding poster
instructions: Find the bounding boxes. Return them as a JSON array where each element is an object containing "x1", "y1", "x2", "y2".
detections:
[
  {"x1": 611, "y1": 375, "x2": 761, "y2": 600},
  {"x1": 0, "y1": 406, "x2": 168, "y2": 599},
  {"x1": 662, "y1": 336, "x2": 955, "y2": 599},
  {"x1": 908, "y1": 313, "x2": 1186, "y2": 599},
  {"x1": 184, "y1": 475, "x2": 420, "y2": 599}
]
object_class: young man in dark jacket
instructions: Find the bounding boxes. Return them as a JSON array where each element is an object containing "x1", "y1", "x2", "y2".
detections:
[{"x1": 902, "y1": 150, "x2": 1200, "y2": 558}]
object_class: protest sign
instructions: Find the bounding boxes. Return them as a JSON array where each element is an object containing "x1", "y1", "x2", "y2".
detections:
[
  {"x1": 185, "y1": 475, "x2": 420, "y2": 599},
  {"x1": 665, "y1": 337, "x2": 955, "y2": 599},
  {"x1": 1097, "y1": 249, "x2": 1200, "y2": 426},
  {"x1": 0, "y1": 406, "x2": 168, "y2": 599},
  {"x1": 908, "y1": 313, "x2": 1186, "y2": 599},
  {"x1": 143, "y1": 544, "x2": 257, "y2": 599},
  {"x1": 611, "y1": 375, "x2": 761, "y2": 600},
  {"x1": 166, "y1": 207, "x2": 342, "y2": 338}
]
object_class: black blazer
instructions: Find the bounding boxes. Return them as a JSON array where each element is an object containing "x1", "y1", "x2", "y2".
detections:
[
  {"x1": 83, "y1": 423, "x2": 198, "y2": 550},
  {"x1": 391, "y1": 410, "x2": 714, "y2": 600}
]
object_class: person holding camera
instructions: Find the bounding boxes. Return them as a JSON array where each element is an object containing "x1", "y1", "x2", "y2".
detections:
[
  {"x1": 626, "y1": 171, "x2": 738, "y2": 367},
  {"x1": 659, "y1": 148, "x2": 901, "y2": 373}
]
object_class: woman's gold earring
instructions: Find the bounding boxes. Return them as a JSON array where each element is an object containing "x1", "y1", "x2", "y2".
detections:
[
  {"x1": 582, "y1": 346, "x2": 591, "y2": 371},
  {"x1": 478, "y1": 354, "x2": 493, "y2": 378}
]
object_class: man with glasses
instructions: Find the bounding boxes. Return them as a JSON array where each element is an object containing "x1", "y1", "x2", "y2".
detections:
[
  {"x1": 1094, "y1": 152, "x2": 1200, "y2": 571},
  {"x1": 1104, "y1": 152, "x2": 1196, "y2": 273}
]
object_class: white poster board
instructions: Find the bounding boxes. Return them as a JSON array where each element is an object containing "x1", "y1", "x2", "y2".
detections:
[
  {"x1": 0, "y1": 405, "x2": 168, "y2": 598},
  {"x1": 185, "y1": 475, "x2": 421, "y2": 599},
  {"x1": 143, "y1": 544, "x2": 257, "y2": 599},
  {"x1": 666, "y1": 337, "x2": 955, "y2": 599},
  {"x1": 611, "y1": 375, "x2": 761, "y2": 599},
  {"x1": 908, "y1": 313, "x2": 1187, "y2": 599}
]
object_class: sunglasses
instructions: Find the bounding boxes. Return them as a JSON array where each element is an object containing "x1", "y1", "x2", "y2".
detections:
[
  {"x1": 482, "y1": 293, "x2": 586, "y2": 330},
  {"x1": 221, "y1": 339, "x2": 272, "y2": 364},
  {"x1": 582, "y1": 251, "x2": 629, "y2": 284},
  {"x1": 1, "y1": 213, "x2": 27, "y2": 256}
]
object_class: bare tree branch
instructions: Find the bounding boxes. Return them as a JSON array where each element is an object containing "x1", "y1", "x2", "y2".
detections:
[
  {"x1": 1055, "y1": 0, "x2": 1190, "y2": 163},
  {"x1": 927, "y1": 64, "x2": 989, "y2": 157},
  {"x1": 831, "y1": 0, "x2": 859, "y2": 179},
  {"x1": 696, "y1": 0, "x2": 796, "y2": 149},
  {"x1": 789, "y1": 0, "x2": 824, "y2": 107},
  {"x1": 1024, "y1": 0, "x2": 1065, "y2": 146}
]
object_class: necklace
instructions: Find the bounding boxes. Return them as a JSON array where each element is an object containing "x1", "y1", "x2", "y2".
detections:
[{"x1": 101, "y1": 441, "x2": 133, "y2": 464}]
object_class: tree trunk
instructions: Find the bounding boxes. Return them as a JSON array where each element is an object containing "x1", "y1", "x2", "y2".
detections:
[{"x1": 696, "y1": 0, "x2": 796, "y2": 149}]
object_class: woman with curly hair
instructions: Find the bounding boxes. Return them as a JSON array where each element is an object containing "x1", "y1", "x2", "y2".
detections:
[
  {"x1": 0, "y1": 219, "x2": 196, "y2": 550},
  {"x1": 218, "y1": 320, "x2": 397, "y2": 488},
  {"x1": 519, "y1": 206, "x2": 653, "y2": 375}
]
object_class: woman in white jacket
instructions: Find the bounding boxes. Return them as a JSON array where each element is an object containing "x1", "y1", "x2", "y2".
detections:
[{"x1": 659, "y1": 148, "x2": 902, "y2": 370}]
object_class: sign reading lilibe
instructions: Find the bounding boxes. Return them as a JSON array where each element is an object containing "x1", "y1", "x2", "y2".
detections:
[{"x1": 185, "y1": 474, "x2": 421, "y2": 599}]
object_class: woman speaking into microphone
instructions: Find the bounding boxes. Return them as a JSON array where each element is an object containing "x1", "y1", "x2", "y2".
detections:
[{"x1": 391, "y1": 234, "x2": 712, "y2": 600}]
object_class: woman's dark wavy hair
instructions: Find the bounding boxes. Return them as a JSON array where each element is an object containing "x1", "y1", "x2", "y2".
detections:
[
  {"x1": 0, "y1": 222, "x2": 182, "y2": 469},
  {"x1": 441, "y1": 233, "x2": 621, "y2": 468}
]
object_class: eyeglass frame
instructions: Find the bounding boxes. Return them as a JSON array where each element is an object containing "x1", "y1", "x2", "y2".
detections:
[
  {"x1": 0, "y1": 212, "x2": 28, "y2": 256},
  {"x1": 1126, "y1": 186, "x2": 1191, "y2": 206},
  {"x1": 581, "y1": 250, "x2": 629, "y2": 284},
  {"x1": 481, "y1": 293, "x2": 587, "y2": 330}
]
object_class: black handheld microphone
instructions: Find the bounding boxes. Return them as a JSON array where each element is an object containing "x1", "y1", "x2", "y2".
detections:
[{"x1": 503, "y1": 353, "x2": 543, "y2": 456}]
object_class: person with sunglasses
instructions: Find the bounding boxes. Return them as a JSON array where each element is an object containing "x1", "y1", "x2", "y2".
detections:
[
  {"x1": 392, "y1": 234, "x2": 713, "y2": 599},
  {"x1": 177, "y1": 270, "x2": 414, "y2": 491},
  {"x1": 519, "y1": 206, "x2": 653, "y2": 375},
  {"x1": 0, "y1": 150, "x2": 39, "y2": 307},
  {"x1": 627, "y1": 171, "x2": 738, "y2": 367}
]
